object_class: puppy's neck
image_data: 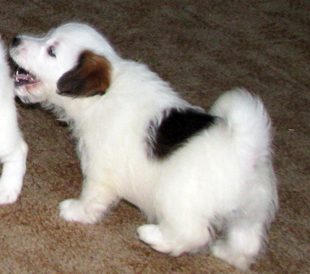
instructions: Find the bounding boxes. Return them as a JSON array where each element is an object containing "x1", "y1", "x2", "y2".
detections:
[{"x1": 48, "y1": 94, "x2": 102, "y2": 123}]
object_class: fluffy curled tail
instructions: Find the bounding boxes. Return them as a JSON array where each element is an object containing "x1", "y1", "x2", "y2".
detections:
[{"x1": 210, "y1": 88, "x2": 272, "y2": 165}]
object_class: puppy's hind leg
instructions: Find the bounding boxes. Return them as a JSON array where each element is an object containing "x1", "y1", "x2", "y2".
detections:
[
  {"x1": 138, "y1": 172, "x2": 212, "y2": 255},
  {"x1": 0, "y1": 140, "x2": 28, "y2": 204},
  {"x1": 60, "y1": 180, "x2": 120, "y2": 224},
  {"x1": 211, "y1": 163, "x2": 278, "y2": 270},
  {"x1": 211, "y1": 182, "x2": 277, "y2": 271},
  {"x1": 211, "y1": 218, "x2": 266, "y2": 270}
]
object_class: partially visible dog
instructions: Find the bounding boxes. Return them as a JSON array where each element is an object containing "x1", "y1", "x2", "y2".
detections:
[
  {"x1": 10, "y1": 23, "x2": 278, "y2": 270},
  {"x1": 0, "y1": 38, "x2": 27, "y2": 204}
]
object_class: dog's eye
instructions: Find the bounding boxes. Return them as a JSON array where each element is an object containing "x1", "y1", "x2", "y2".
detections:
[{"x1": 48, "y1": 46, "x2": 56, "y2": 57}]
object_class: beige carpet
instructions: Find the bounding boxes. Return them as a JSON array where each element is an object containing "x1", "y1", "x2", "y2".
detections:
[{"x1": 0, "y1": 0, "x2": 309, "y2": 273}]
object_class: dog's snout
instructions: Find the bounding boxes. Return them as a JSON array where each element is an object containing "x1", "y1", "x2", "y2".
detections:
[{"x1": 11, "y1": 36, "x2": 22, "y2": 47}]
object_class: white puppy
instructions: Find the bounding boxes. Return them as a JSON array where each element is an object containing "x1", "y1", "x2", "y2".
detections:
[
  {"x1": 0, "y1": 38, "x2": 27, "y2": 204},
  {"x1": 10, "y1": 23, "x2": 278, "y2": 270}
]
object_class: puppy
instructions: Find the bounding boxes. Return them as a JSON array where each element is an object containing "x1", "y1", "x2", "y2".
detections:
[
  {"x1": 10, "y1": 23, "x2": 278, "y2": 270},
  {"x1": 0, "y1": 38, "x2": 27, "y2": 204}
]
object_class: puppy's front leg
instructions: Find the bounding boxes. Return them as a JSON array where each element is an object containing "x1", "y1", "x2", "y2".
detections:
[
  {"x1": 0, "y1": 141, "x2": 28, "y2": 204},
  {"x1": 59, "y1": 180, "x2": 119, "y2": 224}
]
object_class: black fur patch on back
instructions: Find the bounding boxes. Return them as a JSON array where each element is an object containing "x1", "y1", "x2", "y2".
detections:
[{"x1": 147, "y1": 107, "x2": 216, "y2": 160}]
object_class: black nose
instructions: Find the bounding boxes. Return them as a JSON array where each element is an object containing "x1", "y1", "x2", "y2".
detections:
[{"x1": 11, "y1": 36, "x2": 22, "y2": 47}]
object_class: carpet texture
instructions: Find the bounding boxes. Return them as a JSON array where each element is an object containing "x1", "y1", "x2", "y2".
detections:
[{"x1": 0, "y1": 0, "x2": 309, "y2": 273}]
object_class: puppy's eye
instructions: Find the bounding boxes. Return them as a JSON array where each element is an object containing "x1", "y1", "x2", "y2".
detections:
[{"x1": 48, "y1": 46, "x2": 56, "y2": 57}]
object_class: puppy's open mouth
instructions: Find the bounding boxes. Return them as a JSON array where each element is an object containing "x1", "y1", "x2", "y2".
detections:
[{"x1": 13, "y1": 66, "x2": 41, "y2": 86}]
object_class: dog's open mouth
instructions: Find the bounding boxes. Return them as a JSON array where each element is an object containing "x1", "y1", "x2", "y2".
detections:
[{"x1": 14, "y1": 66, "x2": 41, "y2": 86}]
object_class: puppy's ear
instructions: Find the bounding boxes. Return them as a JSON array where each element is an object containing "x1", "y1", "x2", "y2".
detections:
[{"x1": 57, "y1": 51, "x2": 111, "y2": 97}]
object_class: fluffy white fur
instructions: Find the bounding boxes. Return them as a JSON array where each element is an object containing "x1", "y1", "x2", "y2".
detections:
[
  {"x1": 10, "y1": 23, "x2": 278, "y2": 270},
  {"x1": 0, "y1": 39, "x2": 27, "y2": 204}
]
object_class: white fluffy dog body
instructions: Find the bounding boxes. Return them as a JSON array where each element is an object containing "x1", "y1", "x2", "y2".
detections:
[
  {"x1": 10, "y1": 23, "x2": 278, "y2": 270},
  {"x1": 0, "y1": 39, "x2": 27, "y2": 204}
]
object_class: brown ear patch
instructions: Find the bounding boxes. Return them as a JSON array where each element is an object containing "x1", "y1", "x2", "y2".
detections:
[{"x1": 57, "y1": 51, "x2": 111, "y2": 97}]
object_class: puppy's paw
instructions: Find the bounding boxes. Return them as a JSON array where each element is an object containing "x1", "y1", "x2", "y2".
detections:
[
  {"x1": 0, "y1": 186, "x2": 20, "y2": 205},
  {"x1": 211, "y1": 240, "x2": 251, "y2": 271},
  {"x1": 138, "y1": 224, "x2": 174, "y2": 254},
  {"x1": 59, "y1": 199, "x2": 103, "y2": 224}
]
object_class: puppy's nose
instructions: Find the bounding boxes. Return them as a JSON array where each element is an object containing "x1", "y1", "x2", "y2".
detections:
[{"x1": 11, "y1": 36, "x2": 22, "y2": 47}]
